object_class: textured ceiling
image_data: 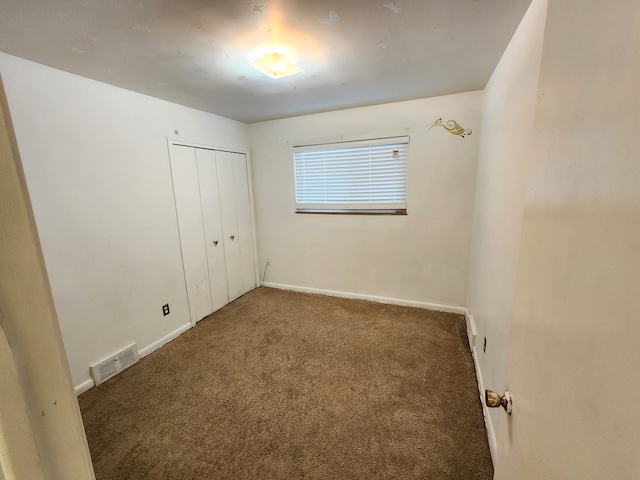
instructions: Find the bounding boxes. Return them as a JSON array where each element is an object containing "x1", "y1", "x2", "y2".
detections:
[{"x1": 0, "y1": 0, "x2": 532, "y2": 123}]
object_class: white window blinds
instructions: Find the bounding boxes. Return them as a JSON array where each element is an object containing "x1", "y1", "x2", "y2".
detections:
[{"x1": 293, "y1": 136, "x2": 409, "y2": 214}]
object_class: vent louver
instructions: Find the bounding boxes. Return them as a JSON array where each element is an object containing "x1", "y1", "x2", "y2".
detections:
[{"x1": 90, "y1": 344, "x2": 139, "y2": 385}]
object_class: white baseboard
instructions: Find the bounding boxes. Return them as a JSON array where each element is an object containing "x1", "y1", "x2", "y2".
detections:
[
  {"x1": 138, "y1": 322, "x2": 192, "y2": 358},
  {"x1": 472, "y1": 346, "x2": 497, "y2": 463},
  {"x1": 74, "y1": 379, "x2": 95, "y2": 396},
  {"x1": 75, "y1": 322, "x2": 192, "y2": 396},
  {"x1": 465, "y1": 312, "x2": 477, "y2": 350},
  {"x1": 260, "y1": 282, "x2": 467, "y2": 315}
]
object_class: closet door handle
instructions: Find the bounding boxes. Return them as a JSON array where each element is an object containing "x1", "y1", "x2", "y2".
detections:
[
  {"x1": 213, "y1": 240, "x2": 219, "y2": 246},
  {"x1": 230, "y1": 235, "x2": 235, "y2": 241}
]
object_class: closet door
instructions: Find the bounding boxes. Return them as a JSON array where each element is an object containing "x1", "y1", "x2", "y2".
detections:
[
  {"x1": 170, "y1": 145, "x2": 212, "y2": 324},
  {"x1": 196, "y1": 149, "x2": 229, "y2": 312},
  {"x1": 216, "y1": 151, "x2": 256, "y2": 298},
  {"x1": 229, "y1": 153, "x2": 257, "y2": 293},
  {"x1": 215, "y1": 152, "x2": 244, "y2": 301}
]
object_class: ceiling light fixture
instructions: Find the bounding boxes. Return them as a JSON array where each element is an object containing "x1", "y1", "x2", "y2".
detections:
[{"x1": 248, "y1": 51, "x2": 303, "y2": 79}]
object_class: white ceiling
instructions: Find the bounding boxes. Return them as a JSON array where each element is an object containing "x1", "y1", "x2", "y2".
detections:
[{"x1": 0, "y1": 0, "x2": 532, "y2": 123}]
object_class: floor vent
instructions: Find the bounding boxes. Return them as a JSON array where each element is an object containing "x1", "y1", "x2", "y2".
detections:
[{"x1": 90, "y1": 344, "x2": 139, "y2": 386}]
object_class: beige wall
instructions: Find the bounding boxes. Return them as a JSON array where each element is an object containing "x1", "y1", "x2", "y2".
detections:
[
  {"x1": 494, "y1": 0, "x2": 640, "y2": 478},
  {"x1": 0, "y1": 320, "x2": 45, "y2": 480},
  {"x1": 0, "y1": 75, "x2": 94, "y2": 479},
  {"x1": 465, "y1": 0, "x2": 547, "y2": 455},
  {"x1": 249, "y1": 92, "x2": 481, "y2": 307}
]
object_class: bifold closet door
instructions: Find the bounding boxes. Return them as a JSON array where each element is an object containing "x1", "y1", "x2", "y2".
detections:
[
  {"x1": 170, "y1": 145, "x2": 213, "y2": 324},
  {"x1": 215, "y1": 151, "x2": 256, "y2": 301},
  {"x1": 196, "y1": 149, "x2": 229, "y2": 313},
  {"x1": 215, "y1": 155, "x2": 243, "y2": 301},
  {"x1": 171, "y1": 146, "x2": 256, "y2": 323},
  {"x1": 230, "y1": 152, "x2": 257, "y2": 295}
]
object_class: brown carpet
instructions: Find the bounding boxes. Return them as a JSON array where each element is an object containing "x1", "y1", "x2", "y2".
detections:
[{"x1": 79, "y1": 287, "x2": 493, "y2": 479}]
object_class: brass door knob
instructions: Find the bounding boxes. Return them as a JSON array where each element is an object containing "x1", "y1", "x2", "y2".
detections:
[{"x1": 485, "y1": 390, "x2": 513, "y2": 415}]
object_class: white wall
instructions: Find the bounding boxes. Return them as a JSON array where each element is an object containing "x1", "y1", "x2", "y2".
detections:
[
  {"x1": 465, "y1": 0, "x2": 547, "y2": 455},
  {"x1": 495, "y1": 0, "x2": 640, "y2": 478},
  {"x1": 0, "y1": 52, "x2": 249, "y2": 390},
  {"x1": 248, "y1": 92, "x2": 481, "y2": 307}
]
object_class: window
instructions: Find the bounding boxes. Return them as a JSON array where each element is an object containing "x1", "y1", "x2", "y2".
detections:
[{"x1": 293, "y1": 136, "x2": 409, "y2": 214}]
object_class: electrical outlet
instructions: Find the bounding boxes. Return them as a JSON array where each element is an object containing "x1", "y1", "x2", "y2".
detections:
[
  {"x1": 162, "y1": 304, "x2": 170, "y2": 316},
  {"x1": 483, "y1": 336, "x2": 487, "y2": 353},
  {"x1": 266, "y1": 256, "x2": 271, "y2": 265}
]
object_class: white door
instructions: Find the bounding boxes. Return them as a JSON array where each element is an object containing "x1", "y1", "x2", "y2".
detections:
[
  {"x1": 170, "y1": 145, "x2": 213, "y2": 324},
  {"x1": 196, "y1": 149, "x2": 229, "y2": 313},
  {"x1": 171, "y1": 145, "x2": 256, "y2": 319},
  {"x1": 493, "y1": 1, "x2": 640, "y2": 479},
  {"x1": 230, "y1": 152, "x2": 257, "y2": 294},
  {"x1": 215, "y1": 152, "x2": 244, "y2": 301},
  {"x1": 216, "y1": 151, "x2": 256, "y2": 299}
]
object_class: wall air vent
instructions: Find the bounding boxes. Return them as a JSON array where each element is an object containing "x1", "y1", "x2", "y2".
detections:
[{"x1": 90, "y1": 344, "x2": 139, "y2": 385}]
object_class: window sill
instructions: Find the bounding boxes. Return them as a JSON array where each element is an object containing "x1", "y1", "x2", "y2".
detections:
[{"x1": 295, "y1": 209, "x2": 407, "y2": 215}]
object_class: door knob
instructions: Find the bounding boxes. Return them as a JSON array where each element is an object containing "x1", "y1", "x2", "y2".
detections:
[
  {"x1": 213, "y1": 240, "x2": 218, "y2": 246},
  {"x1": 230, "y1": 235, "x2": 235, "y2": 240},
  {"x1": 485, "y1": 390, "x2": 513, "y2": 415}
]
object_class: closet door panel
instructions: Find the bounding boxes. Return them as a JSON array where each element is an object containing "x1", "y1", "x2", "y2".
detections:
[
  {"x1": 170, "y1": 145, "x2": 212, "y2": 324},
  {"x1": 215, "y1": 153, "x2": 244, "y2": 301},
  {"x1": 230, "y1": 152, "x2": 257, "y2": 293},
  {"x1": 195, "y1": 149, "x2": 229, "y2": 313}
]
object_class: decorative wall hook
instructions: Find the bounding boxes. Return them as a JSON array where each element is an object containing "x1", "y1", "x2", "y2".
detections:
[{"x1": 431, "y1": 118, "x2": 472, "y2": 138}]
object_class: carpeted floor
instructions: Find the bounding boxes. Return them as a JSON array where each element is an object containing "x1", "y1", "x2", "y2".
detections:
[{"x1": 79, "y1": 287, "x2": 493, "y2": 479}]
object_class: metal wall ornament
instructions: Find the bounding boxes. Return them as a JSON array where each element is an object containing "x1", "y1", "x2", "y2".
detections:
[{"x1": 431, "y1": 118, "x2": 473, "y2": 138}]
